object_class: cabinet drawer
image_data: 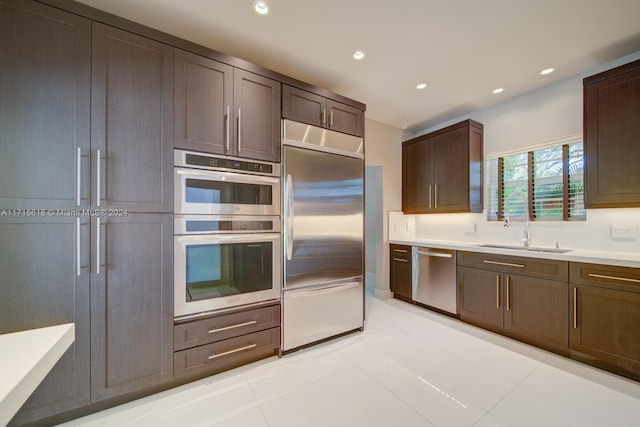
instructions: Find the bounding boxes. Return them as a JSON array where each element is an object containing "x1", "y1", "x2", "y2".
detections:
[
  {"x1": 390, "y1": 244, "x2": 411, "y2": 260},
  {"x1": 458, "y1": 251, "x2": 568, "y2": 281},
  {"x1": 174, "y1": 303, "x2": 280, "y2": 351},
  {"x1": 174, "y1": 327, "x2": 280, "y2": 378},
  {"x1": 570, "y1": 262, "x2": 640, "y2": 292}
]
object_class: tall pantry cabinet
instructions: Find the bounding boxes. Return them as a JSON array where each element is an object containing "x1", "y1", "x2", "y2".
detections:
[{"x1": 0, "y1": 2, "x2": 173, "y2": 424}]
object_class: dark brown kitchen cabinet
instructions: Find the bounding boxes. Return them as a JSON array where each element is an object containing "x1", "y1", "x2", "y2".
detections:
[
  {"x1": 0, "y1": 0, "x2": 91, "y2": 210},
  {"x1": 174, "y1": 49, "x2": 233, "y2": 155},
  {"x1": 92, "y1": 23, "x2": 174, "y2": 213},
  {"x1": 1, "y1": 216, "x2": 91, "y2": 426},
  {"x1": 570, "y1": 263, "x2": 640, "y2": 381},
  {"x1": 91, "y1": 213, "x2": 174, "y2": 401},
  {"x1": 0, "y1": 2, "x2": 92, "y2": 425},
  {"x1": 282, "y1": 85, "x2": 365, "y2": 137},
  {"x1": 402, "y1": 120, "x2": 483, "y2": 214},
  {"x1": 584, "y1": 59, "x2": 640, "y2": 208},
  {"x1": 174, "y1": 303, "x2": 281, "y2": 379},
  {"x1": 175, "y1": 50, "x2": 281, "y2": 162},
  {"x1": 390, "y1": 244, "x2": 413, "y2": 302},
  {"x1": 457, "y1": 252, "x2": 569, "y2": 354}
]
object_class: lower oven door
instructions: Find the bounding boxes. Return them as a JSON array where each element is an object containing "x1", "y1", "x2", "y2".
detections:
[{"x1": 174, "y1": 233, "x2": 281, "y2": 318}]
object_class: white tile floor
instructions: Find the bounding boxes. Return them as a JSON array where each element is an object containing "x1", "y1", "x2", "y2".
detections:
[{"x1": 58, "y1": 292, "x2": 640, "y2": 427}]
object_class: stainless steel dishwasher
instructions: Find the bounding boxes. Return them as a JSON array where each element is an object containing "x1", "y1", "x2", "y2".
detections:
[{"x1": 412, "y1": 247, "x2": 457, "y2": 314}]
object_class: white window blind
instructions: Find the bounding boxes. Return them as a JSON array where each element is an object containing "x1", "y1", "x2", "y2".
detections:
[{"x1": 487, "y1": 141, "x2": 585, "y2": 222}]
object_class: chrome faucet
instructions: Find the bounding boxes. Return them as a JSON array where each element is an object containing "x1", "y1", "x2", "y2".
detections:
[{"x1": 503, "y1": 190, "x2": 531, "y2": 247}]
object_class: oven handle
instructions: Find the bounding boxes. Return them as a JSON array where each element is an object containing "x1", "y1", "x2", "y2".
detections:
[
  {"x1": 175, "y1": 233, "x2": 281, "y2": 245},
  {"x1": 285, "y1": 174, "x2": 294, "y2": 261},
  {"x1": 174, "y1": 167, "x2": 280, "y2": 185}
]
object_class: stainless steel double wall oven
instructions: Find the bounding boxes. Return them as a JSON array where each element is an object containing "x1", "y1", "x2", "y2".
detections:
[{"x1": 173, "y1": 150, "x2": 281, "y2": 319}]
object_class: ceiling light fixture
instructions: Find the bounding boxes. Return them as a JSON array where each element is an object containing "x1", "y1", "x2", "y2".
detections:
[
  {"x1": 540, "y1": 67, "x2": 555, "y2": 75},
  {"x1": 492, "y1": 87, "x2": 504, "y2": 94},
  {"x1": 252, "y1": 1, "x2": 270, "y2": 15},
  {"x1": 416, "y1": 83, "x2": 427, "y2": 90},
  {"x1": 352, "y1": 50, "x2": 365, "y2": 60}
]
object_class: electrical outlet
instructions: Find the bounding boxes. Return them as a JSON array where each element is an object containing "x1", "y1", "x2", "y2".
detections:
[
  {"x1": 611, "y1": 224, "x2": 637, "y2": 240},
  {"x1": 464, "y1": 223, "x2": 476, "y2": 234}
]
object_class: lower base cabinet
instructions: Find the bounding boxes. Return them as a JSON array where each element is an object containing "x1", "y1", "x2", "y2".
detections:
[
  {"x1": 457, "y1": 252, "x2": 569, "y2": 355},
  {"x1": 570, "y1": 263, "x2": 640, "y2": 381},
  {"x1": 174, "y1": 303, "x2": 281, "y2": 379},
  {"x1": 390, "y1": 244, "x2": 412, "y2": 301}
]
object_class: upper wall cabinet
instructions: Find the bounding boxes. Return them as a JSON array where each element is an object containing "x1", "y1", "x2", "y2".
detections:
[
  {"x1": 282, "y1": 85, "x2": 364, "y2": 137},
  {"x1": 175, "y1": 50, "x2": 281, "y2": 162},
  {"x1": 584, "y1": 59, "x2": 640, "y2": 208},
  {"x1": 402, "y1": 119, "x2": 483, "y2": 214}
]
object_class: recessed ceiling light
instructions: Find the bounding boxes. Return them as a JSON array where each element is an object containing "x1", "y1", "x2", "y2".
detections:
[
  {"x1": 252, "y1": 1, "x2": 270, "y2": 15},
  {"x1": 352, "y1": 50, "x2": 365, "y2": 60},
  {"x1": 540, "y1": 67, "x2": 555, "y2": 75},
  {"x1": 492, "y1": 87, "x2": 504, "y2": 94},
  {"x1": 416, "y1": 83, "x2": 427, "y2": 90}
]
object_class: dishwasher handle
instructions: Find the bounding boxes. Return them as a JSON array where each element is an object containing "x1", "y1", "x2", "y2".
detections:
[{"x1": 415, "y1": 250, "x2": 453, "y2": 258}]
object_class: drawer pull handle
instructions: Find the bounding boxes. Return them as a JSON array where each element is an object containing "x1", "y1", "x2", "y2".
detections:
[
  {"x1": 393, "y1": 249, "x2": 408, "y2": 253},
  {"x1": 393, "y1": 258, "x2": 408, "y2": 263},
  {"x1": 588, "y1": 273, "x2": 640, "y2": 284},
  {"x1": 208, "y1": 320, "x2": 257, "y2": 334},
  {"x1": 483, "y1": 260, "x2": 525, "y2": 268},
  {"x1": 208, "y1": 344, "x2": 257, "y2": 360}
]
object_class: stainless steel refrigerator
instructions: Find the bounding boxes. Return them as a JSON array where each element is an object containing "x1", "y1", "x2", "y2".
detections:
[{"x1": 282, "y1": 119, "x2": 364, "y2": 351}]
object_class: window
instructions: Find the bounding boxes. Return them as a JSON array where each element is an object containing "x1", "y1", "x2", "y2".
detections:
[{"x1": 487, "y1": 140, "x2": 585, "y2": 221}]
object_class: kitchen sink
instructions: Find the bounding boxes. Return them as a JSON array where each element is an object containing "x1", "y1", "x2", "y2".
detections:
[{"x1": 477, "y1": 244, "x2": 572, "y2": 254}]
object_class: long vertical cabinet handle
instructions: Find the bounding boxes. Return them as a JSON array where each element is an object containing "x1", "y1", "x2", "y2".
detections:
[
  {"x1": 506, "y1": 276, "x2": 510, "y2": 311},
  {"x1": 96, "y1": 217, "x2": 101, "y2": 275},
  {"x1": 573, "y1": 287, "x2": 578, "y2": 329},
  {"x1": 434, "y1": 184, "x2": 438, "y2": 209},
  {"x1": 96, "y1": 149, "x2": 101, "y2": 207},
  {"x1": 237, "y1": 108, "x2": 242, "y2": 153},
  {"x1": 496, "y1": 275, "x2": 500, "y2": 308},
  {"x1": 76, "y1": 147, "x2": 82, "y2": 206},
  {"x1": 76, "y1": 218, "x2": 81, "y2": 277},
  {"x1": 428, "y1": 185, "x2": 432, "y2": 209},
  {"x1": 329, "y1": 110, "x2": 334, "y2": 127},
  {"x1": 286, "y1": 174, "x2": 294, "y2": 261},
  {"x1": 225, "y1": 105, "x2": 230, "y2": 152}
]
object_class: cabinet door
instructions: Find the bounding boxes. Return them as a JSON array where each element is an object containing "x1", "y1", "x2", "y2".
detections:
[
  {"x1": 91, "y1": 213, "x2": 173, "y2": 401},
  {"x1": 571, "y1": 284, "x2": 640, "y2": 380},
  {"x1": 174, "y1": 50, "x2": 233, "y2": 155},
  {"x1": 504, "y1": 275, "x2": 569, "y2": 353},
  {"x1": 0, "y1": 216, "x2": 90, "y2": 425},
  {"x1": 432, "y1": 128, "x2": 469, "y2": 212},
  {"x1": 457, "y1": 267, "x2": 503, "y2": 330},
  {"x1": 584, "y1": 61, "x2": 640, "y2": 208},
  {"x1": 0, "y1": 0, "x2": 90, "y2": 210},
  {"x1": 282, "y1": 85, "x2": 325, "y2": 128},
  {"x1": 402, "y1": 139, "x2": 433, "y2": 213},
  {"x1": 327, "y1": 99, "x2": 364, "y2": 137},
  {"x1": 92, "y1": 23, "x2": 173, "y2": 213},
  {"x1": 390, "y1": 246, "x2": 412, "y2": 301},
  {"x1": 234, "y1": 69, "x2": 281, "y2": 162}
]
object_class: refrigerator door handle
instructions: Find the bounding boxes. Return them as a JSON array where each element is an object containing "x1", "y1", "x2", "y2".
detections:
[
  {"x1": 290, "y1": 281, "x2": 360, "y2": 297},
  {"x1": 285, "y1": 173, "x2": 294, "y2": 261}
]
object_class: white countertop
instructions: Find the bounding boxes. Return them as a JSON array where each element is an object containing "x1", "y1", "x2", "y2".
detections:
[
  {"x1": 0, "y1": 323, "x2": 74, "y2": 427},
  {"x1": 390, "y1": 238, "x2": 640, "y2": 268}
]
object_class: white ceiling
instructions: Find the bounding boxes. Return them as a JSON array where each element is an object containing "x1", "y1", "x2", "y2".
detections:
[{"x1": 77, "y1": 0, "x2": 640, "y2": 133}]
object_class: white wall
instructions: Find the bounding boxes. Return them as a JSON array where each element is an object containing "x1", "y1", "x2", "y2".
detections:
[
  {"x1": 364, "y1": 119, "x2": 409, "y2": 298},
  {"x1": 393, "y1": 50, "x2": 640, "y2": 255}
]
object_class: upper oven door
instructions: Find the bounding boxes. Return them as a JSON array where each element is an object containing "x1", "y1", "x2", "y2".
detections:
[{"x1": 174, "y1": 168, "x2": 280, "y2": 215}]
